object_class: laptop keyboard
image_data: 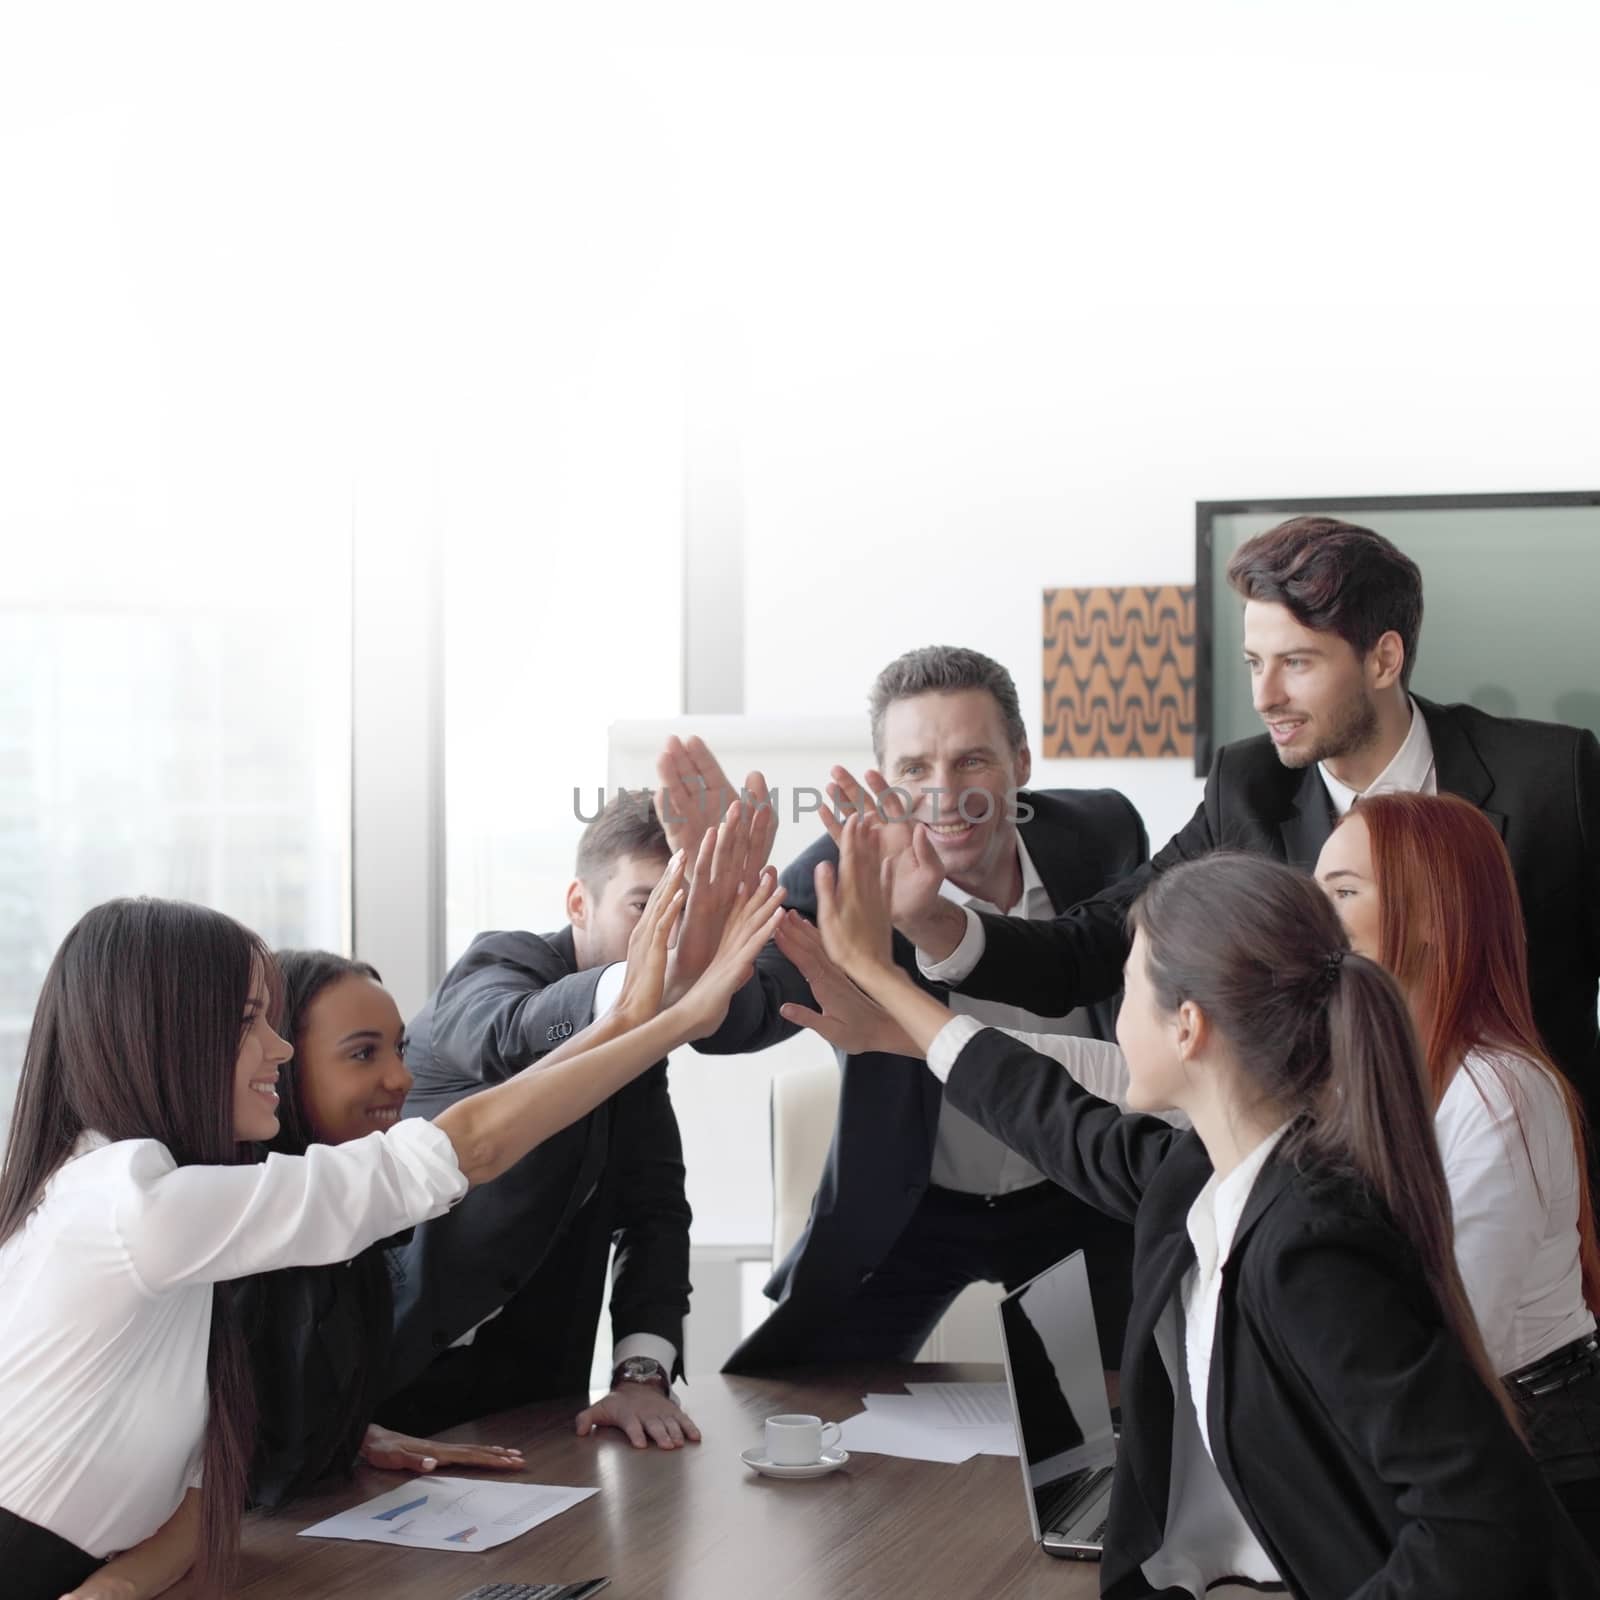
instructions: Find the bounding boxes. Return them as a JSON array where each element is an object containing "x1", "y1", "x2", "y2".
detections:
[{"x1": 1043, "y1": 1465, "x2": 1114, "y2": 1548}]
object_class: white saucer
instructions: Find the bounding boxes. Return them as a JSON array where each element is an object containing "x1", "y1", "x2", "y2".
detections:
[{"x1": 741, "y1": 1444, "x2": 850, "y2": 1480}]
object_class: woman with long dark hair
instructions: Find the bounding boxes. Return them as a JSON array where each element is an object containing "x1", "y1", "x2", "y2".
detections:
[
  {"x1": 236, "y1": 951, "x2": 526, "y2": 1509},
  {"x1": 814, "y1": 813, "x2": 1597, "y2": 1598},
  {"x1": 0, "y1": 834, "x2": 782, "y2": 1600},
  {"x1": 1316, "y1": 791, "x2": 1600, "y2": 1545}
]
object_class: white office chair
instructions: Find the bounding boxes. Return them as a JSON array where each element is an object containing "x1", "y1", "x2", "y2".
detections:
[
  {"x1": 770, "y1": 1053, "x2": 841, "y2": 1266},
  {"x1": 768, "y1": 1056, "x2": 1003, "y2": 1362}
]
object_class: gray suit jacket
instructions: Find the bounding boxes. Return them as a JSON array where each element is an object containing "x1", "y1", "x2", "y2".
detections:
[{"x1": 384, "y1": 926, "x2": 691, "y2": 1398}]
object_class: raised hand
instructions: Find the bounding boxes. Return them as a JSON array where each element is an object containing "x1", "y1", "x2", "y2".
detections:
[
  {"x1": 611, "y1": 849, "x2": 687, "y2": 1029},
  {"x1": 815, "y1": 812, "x2": 897, "y2": 982},
  {"x1": 654, "y1": 735, "x2": 771, "y2": 857},
  {"x1": 819, "y1": 765, "x2": 944, "y2": 931},
  {"x1": 674, "y1": 867, "x2": 787, "y2": 1040},
  {"x1": 664, "y1": 800, "x2": 752, "y2": 1004},
  {"x1": 743, "y1": 767, "x2": 779, "y2": 879},
  {"x1": 817, "y1": 763, "x2": 909, "y2": 851},
  {"x1": 776, "y1": 911, "x2": 923, "y2": 1057},
  {"x1": 654, "y1": 735, "x2": 733, "y2": 860}
]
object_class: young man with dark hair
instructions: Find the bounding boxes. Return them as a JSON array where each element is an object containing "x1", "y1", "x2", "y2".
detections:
[
  {"x1": 380, "y1": 793, "x2": 703, "y2": 1450},
  {"x1": 661, "y1": 645, "x2": 1150, "y2": 1372},
  {"x1": 891, "y1": 516, "x2": 1600, "y2": 1132}
]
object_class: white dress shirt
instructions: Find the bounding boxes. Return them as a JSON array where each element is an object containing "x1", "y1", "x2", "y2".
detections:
[
  {"x1": 926, "y1": 834, "x2": 1102, "y2": 1194},
  {"x1": 924, "y1": 697, "x2": 1438, "y2": 986},
  {"x1": 1317, "y1": 694, "x2": 1437, "y2": 815},
  {"x1": 925, "y1": 1014, "x2": 1188, "y2": 1130},
  {"x1": 1439, "y1": 1049, "x2": 1597, "y2": 1373},
  {"x1": 0, "y1": 1120, "x2": 467, "y2": 1558}
]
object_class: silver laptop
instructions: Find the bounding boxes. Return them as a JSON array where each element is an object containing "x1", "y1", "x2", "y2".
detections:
[{"x1": 996, "y1": 1250, "x2": 1116, "y2": 1561}]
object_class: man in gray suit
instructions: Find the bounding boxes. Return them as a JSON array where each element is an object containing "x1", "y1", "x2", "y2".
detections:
[{"x1": 382, "y1": 793, "x2": 706, "y2": 1450}]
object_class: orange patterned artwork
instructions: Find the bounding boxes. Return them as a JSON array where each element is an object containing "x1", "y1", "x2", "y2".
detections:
[{"x1": 1042, "y1": 585, "x2": 1196, "y2": 758}]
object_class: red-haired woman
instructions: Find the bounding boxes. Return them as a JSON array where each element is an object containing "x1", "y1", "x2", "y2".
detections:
[{"x1": 1316, "y1": 791, "x2": 1600, "y2": 1546}]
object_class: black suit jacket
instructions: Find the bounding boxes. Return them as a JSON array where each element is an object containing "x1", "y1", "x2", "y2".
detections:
[
  {"x1": 237, "y1": 1246, "x2": 396, "y2": 1506},
  {"x1": 943, "y1": 1026, "x2": 1600, "y2": 1600},
  {"x1": 957, "y1": 700, "x2": 1600, "y2": 1125},
  {"x1": 384, "y1": 927, "x2": 692, "y2": 1397},
  {"x1": 695, "y1": 788, "x2": 1148, "y2": 1307}
]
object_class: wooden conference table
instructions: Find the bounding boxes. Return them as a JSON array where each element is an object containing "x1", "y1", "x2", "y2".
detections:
[{"x1": 235, "y1": 1363, "x2": 1101, "y2": 1599}]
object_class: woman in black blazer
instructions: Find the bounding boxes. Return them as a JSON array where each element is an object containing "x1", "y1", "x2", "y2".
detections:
[
  {"x1": 816, "y1": 814, "x2": 1599, "y2": 1598},
  {"x1": 236, "y1": 952, "x2": 528, "y2": 1506}
]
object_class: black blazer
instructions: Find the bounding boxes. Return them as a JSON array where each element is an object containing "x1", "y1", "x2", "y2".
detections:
[
  {"x1": 957, "y1": 700, "x2": 1600, "y2": 1126},
  {"x1": 694, "y1": 788, "x2": 1148, "y2": 1306},
  {"x1": 384, "y1": 926, "x2": 692, "y2": 1396},
  {"x1": 943, "y1": 1026, "x2": 1600, "y2": 1599},
  {"x1": 237, "y1": 1245, "x2": 397, "y2": 1506}
]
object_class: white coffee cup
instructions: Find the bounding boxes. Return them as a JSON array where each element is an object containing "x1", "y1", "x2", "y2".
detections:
[{"x1": 764, "y1": 1412, "x2": 841, "y2": 1465}]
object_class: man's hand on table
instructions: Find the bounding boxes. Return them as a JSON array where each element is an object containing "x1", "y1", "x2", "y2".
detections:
[{"x1": 576, "y1": 1384, "x2": 703, "y2": 1451}]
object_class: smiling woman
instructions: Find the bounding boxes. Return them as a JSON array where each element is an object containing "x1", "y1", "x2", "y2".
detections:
[
  {"x1": 269, "y1": 953, "x2": 413, "y2": 1147},
  {"x1": 235, "y1": 951, "x2": 527, "y2": 1510},
  {"x1": 0, "y1": 851, "x2": 783, "y2": 1600}
]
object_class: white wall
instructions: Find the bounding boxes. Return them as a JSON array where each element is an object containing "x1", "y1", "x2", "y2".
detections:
[
  {"x1": 653, "y1": 3, "x2": 1599, "y2": 846},
  {"x1": 7, "y1": 0, "x2": 1597, "y2": 1263}
]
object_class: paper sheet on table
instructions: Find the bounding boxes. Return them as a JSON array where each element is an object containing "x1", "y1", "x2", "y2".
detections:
[
  {"x1": 839, "y1": 1409, "x2": 981, "y2": 1463},
  {"x1": 299, "y1": 1476, "x2": 597, "y2": 1552},
  {"x1": 862, "y1": 1392, "x2": 1019, "y2": 1456},
  {"x1": 904, "y1": 1380, "x2": 1013, "y2": 1426}
]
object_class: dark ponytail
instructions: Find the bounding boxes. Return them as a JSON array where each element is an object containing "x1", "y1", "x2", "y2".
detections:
[
  {"x1": 1131, "y1": 853, "x2": 1520, "y2": 1437},
  {"x1": 1314, "y1": 956, "x2": 1516, "y2": 1431}
]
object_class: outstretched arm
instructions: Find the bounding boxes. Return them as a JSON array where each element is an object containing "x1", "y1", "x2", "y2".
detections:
[
  {"x1": 820, "y1": 760, "x2": 1212, "y2": 1016},
  {"x1": 434, "y1": 857, "x2": 785, "y2": 1186},
  {"x1": 818, "y1": 812, "x2": 1180, "y2": 1224}
]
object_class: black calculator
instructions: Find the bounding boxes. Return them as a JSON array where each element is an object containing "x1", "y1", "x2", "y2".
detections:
[{"x1": 454, "y1": 1583, "x2": 610, "y2": 1600}]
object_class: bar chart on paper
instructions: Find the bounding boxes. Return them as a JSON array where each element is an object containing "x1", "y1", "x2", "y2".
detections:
[{"x1": 299, "y1": 1477, "x2": 599, "y2": 1553}]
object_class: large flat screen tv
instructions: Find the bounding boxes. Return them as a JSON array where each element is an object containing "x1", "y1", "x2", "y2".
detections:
[{"x1": 1195, "y1": 492, "x2": 1600, "y2": 777}]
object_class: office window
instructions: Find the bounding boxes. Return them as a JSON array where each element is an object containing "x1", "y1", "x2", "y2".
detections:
[
  {"x1": 0, "y1": 563, "x2": 352, "y2": 1133},
  {"x1": 443, "y1": 512, "x2": 684, "y2": 964}
]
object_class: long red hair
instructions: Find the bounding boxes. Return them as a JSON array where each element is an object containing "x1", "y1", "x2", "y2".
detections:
[{"x1": 1350, "y1": 791, "x2": 1600, "y2": 1316}]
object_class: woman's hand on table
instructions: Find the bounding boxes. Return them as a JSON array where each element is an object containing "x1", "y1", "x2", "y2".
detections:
[{"x1": 359, "y1": 1423, "x2": 525, "y2": 1474}]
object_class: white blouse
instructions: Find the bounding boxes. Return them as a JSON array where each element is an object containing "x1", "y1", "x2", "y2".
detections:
[
  {"x1": 1436, "y1": 1049, "x2": 1596, "y2": 1372},
  {"x1": 0, "y1": 1119, "x2": 467, "y2": 1558}
]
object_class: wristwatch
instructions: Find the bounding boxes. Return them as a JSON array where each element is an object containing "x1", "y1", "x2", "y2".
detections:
[{"x1": 612, "y1": 1355, "x2": 673, "y2": 1398}]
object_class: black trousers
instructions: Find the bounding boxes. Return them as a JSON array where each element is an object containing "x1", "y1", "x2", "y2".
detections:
[
  {"x1": 1520, "y1": 1358, "x2": 1600, "y2": 1557},
  {"x1": 0, "y1": 1504, "x2": 101, "y2": 1600},
  {"x1": 723, "y1": 1180, "x2": 1133, "y2": 1373}
]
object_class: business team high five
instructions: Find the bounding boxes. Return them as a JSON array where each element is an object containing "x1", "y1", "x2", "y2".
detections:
[{"x1": 1, "y1": 515, "x2": 1598, "y2": 1598}]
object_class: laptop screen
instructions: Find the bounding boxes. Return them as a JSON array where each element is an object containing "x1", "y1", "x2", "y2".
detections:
[{"x1": 997, "y1": 1250, "x2": 1116, "y2": 1537}]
